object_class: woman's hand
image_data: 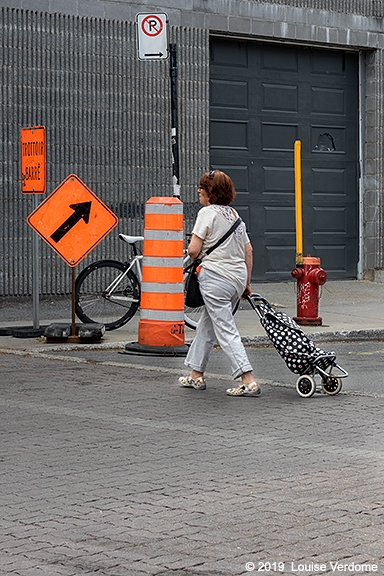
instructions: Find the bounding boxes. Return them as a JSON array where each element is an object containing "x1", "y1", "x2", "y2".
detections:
[{"x1": 242, "y1": 283, "x2": 252, "y2": 298}]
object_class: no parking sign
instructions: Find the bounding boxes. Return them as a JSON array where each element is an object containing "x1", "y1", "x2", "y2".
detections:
[{"x1": 136, "y1": 13, "x2": 168, "y2": 60}]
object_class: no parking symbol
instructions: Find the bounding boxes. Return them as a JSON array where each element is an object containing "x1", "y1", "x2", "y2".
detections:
[
  {"x1": 142, "y1": 15, "x2": 163, "y2": 36},
  {"x1": 136, "y1": 13, "x2": 168, "y2": 60}
]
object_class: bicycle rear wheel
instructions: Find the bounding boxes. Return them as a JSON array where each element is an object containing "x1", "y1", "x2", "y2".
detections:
[
  {"x1": 184, "y1": 304, "x2": 205, "y2": 329},
  {"x1": 75, "y1": 260, "x2": 140, "y2": 330}
]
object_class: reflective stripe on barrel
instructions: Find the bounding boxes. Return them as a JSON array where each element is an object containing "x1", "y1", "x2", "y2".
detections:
[
  {"x1": 138, "y1": 197, "x2": 185, "y2": 347},
  {"x1": 144, "y1": 203, "x2": 183, "y2": 230},
  {"x1": 143, "y1": 230, "x2": 184, "y2": 257},
  {"x1": 141, "y1": 256, "x2": 184, "y2": 283}
]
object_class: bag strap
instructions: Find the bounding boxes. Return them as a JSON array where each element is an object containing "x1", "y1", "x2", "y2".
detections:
[
  {"x1": 184, "y1": 217, "x2": 242, "y2": 272},
  {"x1": 205, "y1": 217, "x2": 242, "y2": 256}
]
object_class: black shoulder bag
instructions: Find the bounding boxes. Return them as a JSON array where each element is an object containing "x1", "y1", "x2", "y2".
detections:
[{"x1": 184, "y1": 217, "x2": 242, "y2": 308}]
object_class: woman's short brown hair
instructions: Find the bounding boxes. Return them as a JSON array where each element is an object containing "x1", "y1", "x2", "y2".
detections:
[{"x1": 199, "y1": 170, "x2": 236, "y2": 206}]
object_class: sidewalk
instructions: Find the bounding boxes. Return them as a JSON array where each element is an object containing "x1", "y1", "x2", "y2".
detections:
[{"x1": 1, "y1": 279, "x2": 384, "y2": 351}]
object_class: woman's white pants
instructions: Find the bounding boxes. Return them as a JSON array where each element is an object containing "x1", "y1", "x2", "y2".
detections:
[{"x1": 184, "y1": 268, "x2": 253, "y2": 379}]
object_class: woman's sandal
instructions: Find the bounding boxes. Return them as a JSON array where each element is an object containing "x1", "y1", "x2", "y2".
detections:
[
  {"x1": 179, "y1": 375, "x2": 206, "y2": 390},
  {"x1": 226, "y1": 382, "x2": 261, "y2": 396}
]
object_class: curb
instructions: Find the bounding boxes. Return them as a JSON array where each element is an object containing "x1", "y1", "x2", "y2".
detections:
[
  {"x1": 241, "y1": 328, "x2": 384, "y2": 347},
  {"x1": 1, "y1": 328, "x2": 384, "y2": 355}
]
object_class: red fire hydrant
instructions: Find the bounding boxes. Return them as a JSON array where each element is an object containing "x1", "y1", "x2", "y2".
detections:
[{"x1": 291, "y1": 256, "x2": 327, "y2": 325}]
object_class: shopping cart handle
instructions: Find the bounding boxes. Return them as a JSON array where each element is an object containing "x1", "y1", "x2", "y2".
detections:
[
  {"x1": 244, "y1": 294, "x2": 272, "y2": 318},
  {"x1": 253, "y1": 293, "x2": 271, "y2": 304}
]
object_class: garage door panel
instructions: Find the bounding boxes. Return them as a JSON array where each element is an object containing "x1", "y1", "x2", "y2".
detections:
[
  {"x1": 210, "y1": 38, "x2": 248, "y2": 67},
  {"x1": 211, "y1": 79, "x2": 248, "y2": 109},
  {"x1": 264, "y1": 206, "x2": 295, "y2": 232},
  {"x1": 263, "y1": 166, "x2": 295, "y2": 194},
  {"x1": 312, "y1": 167, "x2": 346, "y2": 195},
  {"x1": 311, "y1": 86, "x2": 345, "y2": 115},
  {"x1": 210, "y1": 119, "x2": 249, "y2": 150},
  {"x1": 310, "y1": 50, "x2": 346, "y2": 76},
  {"x1": 261, "y1": 45, "x2": 298, "y2": 72},
  {"x1": 311, "y1": 125, "x2": 346, "y2": 152},
  {"x1": 312, "y1": 206, "x2": 346, "y2": 234},
  {"x1": 262, "y1": 83, "x2": 298, "y2": 112},
  {"x1": 262, "y1": 122, "x2": 298, "y2": 151}
]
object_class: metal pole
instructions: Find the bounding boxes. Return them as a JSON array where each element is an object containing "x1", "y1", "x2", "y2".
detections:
[
  {"x1": 71, "y1": 267, "x2": 76, "y2": 337},
  {"x1": 169, "y1": 43, "x2": 180, "y2": 198},
  {"x1": 32, "y1": 194, "x2": 40, "y2": 329},
  {"x1": 294, "y1": 140, "x2": 303, "y2": 266}
]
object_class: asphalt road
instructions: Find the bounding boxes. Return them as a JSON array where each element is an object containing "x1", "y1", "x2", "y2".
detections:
[{"x1": 42, "y1": 340, "x2": 384, "y2": 397}]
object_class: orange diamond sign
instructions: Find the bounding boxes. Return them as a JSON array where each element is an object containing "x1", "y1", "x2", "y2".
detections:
[{"x1": 27, "y1": 174, "x2": 118, "y2": 267}]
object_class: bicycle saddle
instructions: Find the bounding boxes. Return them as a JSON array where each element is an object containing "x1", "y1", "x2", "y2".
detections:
[{"x1": 119, "y1": 233, "x2": 144, "y2": 244}]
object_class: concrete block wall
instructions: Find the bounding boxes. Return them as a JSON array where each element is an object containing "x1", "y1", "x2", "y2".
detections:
[
  {"x1": 0, "y1": 8, "x2": 209, "y2": 296},
  {"x1": 1, "y1": 0, "x2": 384, "y2": 295}
]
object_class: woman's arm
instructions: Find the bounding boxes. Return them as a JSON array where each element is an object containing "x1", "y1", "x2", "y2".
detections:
[
  {"x1": 188, "y1": 234, "x2": 204, "y2": 261},
  {"x1": 243, "y1": 242, "x2": 253, "y2": 296}
]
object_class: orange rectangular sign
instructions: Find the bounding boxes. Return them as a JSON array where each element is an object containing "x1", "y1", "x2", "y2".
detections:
[
  {"x1": 27, "y1": 174, "x2": 118, "y2": 267},
  {"x1": 20, "y1": 126, "x2": 46, "y2": 194}
]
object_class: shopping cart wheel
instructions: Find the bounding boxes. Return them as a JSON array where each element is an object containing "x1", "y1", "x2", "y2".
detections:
[
  {"x1": 321, "y1": 377, "x2": 342, "y2": 395},
  {"x1": 296, "y1": 375, "x2": 316, "y2": 398}
]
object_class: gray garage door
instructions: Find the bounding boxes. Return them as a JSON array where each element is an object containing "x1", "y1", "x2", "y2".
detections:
[{"x1": 210, "y1": 38, "x2": 358, "y2": 281}]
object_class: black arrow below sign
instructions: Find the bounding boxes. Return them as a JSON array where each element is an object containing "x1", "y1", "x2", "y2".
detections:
[{"x1": 50, "y1": 202, "x2": 92, "y2": 243}]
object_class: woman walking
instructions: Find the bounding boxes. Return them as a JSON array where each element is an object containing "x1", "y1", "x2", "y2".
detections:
[{"x1": 179, "y1": 170, "x2": 261, "y2": 397}]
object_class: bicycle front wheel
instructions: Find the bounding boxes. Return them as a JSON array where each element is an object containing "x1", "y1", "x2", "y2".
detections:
[{"x1": 75, "y1": 260, "x2": 140, "y2": 330}]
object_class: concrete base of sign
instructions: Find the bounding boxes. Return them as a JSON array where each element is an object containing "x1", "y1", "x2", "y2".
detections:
[
  {"x1": 0, "y1": 326, "x2": 47, "y2": 338},
  {"x1": 77, "y1": 323, "x2": 106, "y2": 339},
  {"x1": 45, "y1": 323, "x2": 72, "y2": 340},
  {"x1": 45, "y1": 323, "x2": 105, "y2": 343},
  {"x1": 123, "y1": 342, "x2": 189, "y2": 357},
  {"x1": 0, "y1": 327, "x2": 13, "y2": 336}
]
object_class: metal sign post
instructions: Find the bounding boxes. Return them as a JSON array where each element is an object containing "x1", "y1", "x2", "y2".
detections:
[
  {"x1": 169, "y1": 43, "x2": 180, "y2": 198},
  {"x1": 136, "y1": 14, "x2": 180, "y2": 197},
  {"x1": 32, "y1": 195, "x2": 40, "y2": 329},
  {"x1": 20, "y1": 126, "x2": 46, "y2": 332}
]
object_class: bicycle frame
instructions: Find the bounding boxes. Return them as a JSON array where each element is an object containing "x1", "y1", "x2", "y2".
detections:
[
  {"x1": 104, "y1": 252, "x2": 143, "y2": 303},
  {"x1": 104, "y1": 254, "x2": 143, "y2": 302}
]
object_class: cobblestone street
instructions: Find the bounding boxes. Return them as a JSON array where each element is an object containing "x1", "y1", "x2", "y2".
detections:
[{"x1": 0, "y1": 349, "x2": 382, "y2": 576}]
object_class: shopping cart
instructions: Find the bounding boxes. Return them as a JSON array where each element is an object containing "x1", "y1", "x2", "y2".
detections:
[{"x1": 246, "y1": 294, "x2": 348, "y2": 398}]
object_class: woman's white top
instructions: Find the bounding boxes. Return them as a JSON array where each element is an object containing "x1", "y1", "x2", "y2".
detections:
[{"x1": 191, "y1": 204, "x2": 251, "y2": 297}]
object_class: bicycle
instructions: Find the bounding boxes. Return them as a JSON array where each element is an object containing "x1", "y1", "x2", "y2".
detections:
[{"x1": 75, "y1": 233, "x2": 205, "y2": 331}]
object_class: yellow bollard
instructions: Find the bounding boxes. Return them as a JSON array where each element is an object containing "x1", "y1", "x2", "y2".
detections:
[{"x1": 294, "y1": 140, "x2": 303, "y2": 266}]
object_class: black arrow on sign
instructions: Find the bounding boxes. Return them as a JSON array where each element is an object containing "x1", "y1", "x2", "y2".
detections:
[
  {"x1": 50, "y1": 202, "x2": 91, "y2": 243},
  {"x1": 145, "y1": 52, "x2": 164, "y2": 57}
]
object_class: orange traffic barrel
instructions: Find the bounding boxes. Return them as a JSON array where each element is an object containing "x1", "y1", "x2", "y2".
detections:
[{"x1": 126, "y1": 197, "x2": 188, "y2": 355}]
